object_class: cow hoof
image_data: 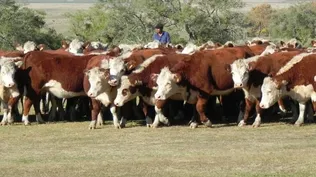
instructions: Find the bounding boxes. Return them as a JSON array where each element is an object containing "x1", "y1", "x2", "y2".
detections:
[
  {"x1": 97, "y1": 121, "x2": 103, "y2": 127},
  {"x1": 252, "y1": 122, "x2": 261, "y2": 128},
  {"x1": 0, "y1": 121, "x2": 7, "y2": 126},
  {"x1": 114, "y1": 123, "x2": 121, "y2": 129},
  {"x1": 151, "y1": 123, "x2": 159, "y2": 128},
  {"x1": 24, "y1": 121, "x2": 31, "y2": 126},
  {"x1": 38, "y1": 121, "x2": 45, "y2": 124},
  {"x1": 238, "y1": 120, "x2": 246, "y2": 127},
  {"x1": 89, "y1": 121, "x2": 96, "y2": 130},
  {"x1": 145, "y1": 117, "x2": 153, "y2": 126},
  {"x1": 294, "y1": 122, "x2": 303, "y2": 127},
  {"x1": 119, "y1": 118, "x2": 126, "y2": 128},
  {"x1": 189, "y1": 122, "x2": 198, "y2": 129},
  {"x1": 146, "y1": 124, "x2": 152, "y2": 128},
  {"x1": 203, "y1": 120, "x2": 212, "y2": 127}
]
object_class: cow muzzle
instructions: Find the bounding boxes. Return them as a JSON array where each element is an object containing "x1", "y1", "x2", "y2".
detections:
[
  {"x1": 87, "y1": 91, "x2": 96, "y2": 98},
  {"x1": 108, "y1": 79, "x2": 118, "y2": 86},
  {"x1": 5, "y1": 82, "x2": 15, "y2": 88},
  {"x1": 234, "y1": 83, "x2": 243, "y2": 88}
]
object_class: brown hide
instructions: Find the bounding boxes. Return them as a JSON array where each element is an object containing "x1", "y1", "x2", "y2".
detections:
[
  {"x1": 18, "y1": 51, "x2": 97, "y2": 95},
  {"x1": 125, "y1": 48, "x2": 177, "y2": 71},
  {"x1": 247, "y1": 51, "x2": 303, "y2": 87},
  {"x1": 171, "y1": 47, "x2": 254, "y2": 95},
  {"x1": 273, "y1": 54, "x2": 316, "y2": 90},
  {"x1": 249, "y1": 44, "x2": 269, "y2": 55},
  {"x1": 0, "y1": 50, "x2": 25, "y2": 58}
]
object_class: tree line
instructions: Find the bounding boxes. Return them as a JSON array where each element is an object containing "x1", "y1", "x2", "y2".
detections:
[{"x1": 0, "y1": 0, "x2": 315, "y2": 50}]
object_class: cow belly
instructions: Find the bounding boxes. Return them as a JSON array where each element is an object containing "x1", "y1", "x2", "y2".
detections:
[
  {"x1": 289, "y1": 84, "x2": 315, "y2": 103},
  {"x1": 243, "y1": 85, "x2": 261, "y2": 102},
  {"x1": 210, "y1": 88, "x2": 235, "y2": 96},
  {"x1": 43, "y1": 80, "x2": 86, "y2": 99}
]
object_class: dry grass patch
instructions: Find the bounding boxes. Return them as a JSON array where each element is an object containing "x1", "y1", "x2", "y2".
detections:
[{"x1": 0, "y1": 122, "x2": 316, "y2": 177}]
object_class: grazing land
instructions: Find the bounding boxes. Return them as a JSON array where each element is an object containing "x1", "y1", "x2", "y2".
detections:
[{"x1": 1, "y1": 122, "x2": 316, "y2": 177}]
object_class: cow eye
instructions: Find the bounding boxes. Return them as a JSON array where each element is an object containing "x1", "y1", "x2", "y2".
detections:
[
  {"x1": 122, "y1": 89, "x2": 128, "y2": 96},
  {"x1": 120, "y1": 69, "x2": 125, "y2": 73}
]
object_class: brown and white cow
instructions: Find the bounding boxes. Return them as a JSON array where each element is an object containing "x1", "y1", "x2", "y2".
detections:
[
  {"x1": 259, "y1": 53, "x2": 316, "y2": 126},
  {"x1": 154, "y1": 47, "x2": 255, "y2": 127},
  {"x1": 229, "y1": 51, "x2": 303, "y2": 127},
  {"x1": 107, "y1": 48, "x2": 178, "y2": 86},
  {"x1": 113, "y1": 54, "x2": 198, "y2": 128},
  {"x1": 15, "y1": 51, "x2": 97, "y2": 126},
  {"x1": 0, "y1": 57, "x2": 23, "y2": 125}
]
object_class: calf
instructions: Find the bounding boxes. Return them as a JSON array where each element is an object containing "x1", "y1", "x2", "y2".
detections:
[
  {"x1": 259, "y1": 53, "x2": 316, "y2": 126},
  {"x1": 229, "y1": 51, "x2": 303, "y2": 127},
  {"x1": 154, "y1": 47, "x2": 255, "y2": 127}
]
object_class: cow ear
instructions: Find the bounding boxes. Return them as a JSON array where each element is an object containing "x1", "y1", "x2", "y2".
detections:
[
  {"x1": 280, "y1": 41, "x2": 285, "y2": 46},
  {"x1": 14, "y1": 61, "x2": 24, "y2": 68},
  {"x1": 248, "y1": 62, "x2": 255, "y2": 71},
  {"x1": 83, "y1": 41, "x2": 91, "y2": 49},
  {"x1": 225, "y1": 64, "x2": 231, "y2": 72},
  {"x1": 150, "y1": 73, "x2": 159, "y2": 82},
  {"x1": 173, "y1": 73, "x2": 182, "y2": 83}
]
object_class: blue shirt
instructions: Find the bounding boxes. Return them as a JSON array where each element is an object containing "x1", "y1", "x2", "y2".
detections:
[{"x1": 153, "y1": 31, "x2": 171, "y2": 44}]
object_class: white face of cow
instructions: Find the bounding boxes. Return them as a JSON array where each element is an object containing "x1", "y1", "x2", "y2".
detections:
[
  {"x1": 68, "y1": 39, "x2": 84, "y2": 54},
  {"x1": 155, "y1": 67, "x2": 181, "y2": 100},
  {"x1": 114, "y1": 76, "x2": 138, "y2": 106},
  {"x1": 0, "y1": 58, "x2": 23, "y2": 88},
  {"x1": 108, "y1": 57, "x2": 126, "y2": 86},
  {"x1": 230, "y1": 60, "x2": 249, "y2": 88},
  {"x1": 23, "y1": 41, "x2": 37, "y2": 54},
  {"x1": 259, "y1": 77, "x2": 286, "y2": 109},
  {"x1": 85, "y1": 67, "x2": 109, "y2": 98}
]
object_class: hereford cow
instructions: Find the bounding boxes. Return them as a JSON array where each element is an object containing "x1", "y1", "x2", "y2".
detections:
[
  {"x1": 113, "y1": 54, "x2": 198, "y2": 128},
  {"x1": 154, "y1": 47, "x2": 255, "y2": 127},
  {"x1": 259, "y1": 53, "x2": 316, "y2": 126},
  {"x1": 107, "y1": 48, "x2": 178, "y2": 86},
  {"x1": 0, "y1": 57, "x2": 23, "y2": 125},
  {"x1": 229, "y1": 51, "x2": 303, "y2": 127},
  {"x1": 14, "y1": 51, "x2": 97, "y2": 126}
]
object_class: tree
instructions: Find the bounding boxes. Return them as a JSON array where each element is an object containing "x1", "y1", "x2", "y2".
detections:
[
  {"x1": 245, "y1": 4, "x2": 275, "y2": 37},
  {"x1": 269, "y1": 2, "x2": 316, "y2": 46},
  {"x1": 68, "y1": 0, "x2": 246, "y2": 45},
  {"x1": 0, "y1": 1, "x2": 64, "y2": 50}
]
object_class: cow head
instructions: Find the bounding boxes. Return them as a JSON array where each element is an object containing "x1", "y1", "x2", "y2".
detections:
[
  {"x1": 108, "y1": 52, "x2": 133, "y2": 86},
  {"x1": 155, "y1": 67, "x2": 182, "y2": 100},
  {"x1": 68, "y1": 39, "x2": 85, "y2": 54},
  {"x1": 312, "y1": 40, "x2": 316, "y2": 48},
  {"x1": 114, "y1": 76, "x2": 140, "y2": 106},
  {"x1": 84, "y1": 67, "x2": 110, "y2": 98},
  {"x1": 259, "y1": 77, "x2": 287, "y2": 109},
  {"x1": 23, "y1": 41, "x2": 37, "y2": 54},
  {"x1": 0, "y1": 57, "x2": 23, "y2": 91},
  {"x1": 229, "y1": 59, "x2": 252, "y2": 88},
  {"x1": 260, "y1": 44, "x2": 277, "y2": 56}
]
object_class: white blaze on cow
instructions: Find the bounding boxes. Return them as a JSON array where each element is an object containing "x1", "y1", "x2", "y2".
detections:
[
  {"x1": 276, "y1": 53, "x2": 313, "y2": 75},
  {"x1": 155, "y1": 67, "x2": 182, "y2": 100},
  {"x1": 114, "y1": 76, "x2": 137, "y2": 106},
  {"x1": 0, "y1": 57, "x2": 23, "y2": 89},
  {"x1": 68, "y1": 39, "x2": 84, "y2": 55},
  {"x1": 85, "y1": 67, "x2": 109, "y2": 98},
  {"x1": 108, "y1": 51, "x2": 133, "y2": 86}
]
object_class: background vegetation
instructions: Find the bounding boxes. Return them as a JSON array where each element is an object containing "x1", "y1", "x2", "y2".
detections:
[{"x1": 0, "y1": 0, "x2": 315, "y2": 49}]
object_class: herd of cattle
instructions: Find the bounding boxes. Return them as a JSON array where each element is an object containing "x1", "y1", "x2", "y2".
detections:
[{"x1": 0, "y1": 38, "x2": 316, "y2": 129}]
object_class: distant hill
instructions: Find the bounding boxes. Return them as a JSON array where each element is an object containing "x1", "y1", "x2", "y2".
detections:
[{"x1": 16, "y1": 0, "x2": 98, "y2": 3}]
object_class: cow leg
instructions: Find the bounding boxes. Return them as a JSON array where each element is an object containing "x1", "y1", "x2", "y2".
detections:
[
  {"x1": 152, "y1": 100, "x2": 169, "y2": 128},
  {"x1": 188, "y1": 104, "x2": 199, "y2": 129},
  {"x1": 48, "y1": 95, "x2": 57, "y2": 122},
  {"x1": 56, "y1": 97, "x2": 66, "y2": 121},
  {"x1": 304, "y1": 100, "x2": 314, "y2": 123},
  {"x1": 110, "y1": 104, "x2": 121, "y2": 129},
  {"x1": 142, "y1": 102, "x2": 153, "y2": 127},
  {"x1": 33, "y1": 96, "x2": 45, "y2": 124},
  {"x1": 252, "y1": 99, "x2": 263, "y2": 127},
  {"x1": 295, "y1": 102, "x2": 306, "y2": 126},
  {"x1": 238, "y1": 98, "x2": 254, "y2": 127},
  {"x1": 1, "y1": 102, "x2": 8, "y2": 126},
  {"x1": 22, "y1": 97, "x2": 33, "y2": 125},
  {"x1": 196, "y1": 95, "x2": 211, "y2": 127},
  {"x1": 89, "y1": 99, "x2": 101, "y2": 129}
]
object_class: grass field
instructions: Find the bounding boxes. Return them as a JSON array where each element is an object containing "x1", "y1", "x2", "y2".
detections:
[{"x1": 1, "y1": 121, "x2": 316, "y2": 177}]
